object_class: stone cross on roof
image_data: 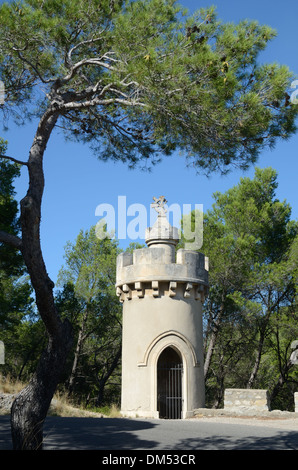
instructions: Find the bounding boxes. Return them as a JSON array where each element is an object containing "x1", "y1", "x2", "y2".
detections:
[{"x1": 151, "y1": 196, "x2": 168, "y2": 216}]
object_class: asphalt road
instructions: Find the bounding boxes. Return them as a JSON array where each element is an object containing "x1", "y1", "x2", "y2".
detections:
[{"x1": 1, "y1": 415, "x2": 298, "y2": 451}]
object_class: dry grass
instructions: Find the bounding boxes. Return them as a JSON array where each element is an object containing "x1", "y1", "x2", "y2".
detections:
[
  {"x1": 49, "y1": 391, "x2": 110, "y2": 418},
  {"x1": 0, "y1": 374, "x2": 24, "y2": 395},
  {"x1": 108, "y1": 403, "x2": 121, "y2": 418},
  {"x1": 0, "y1": 375, "x2": 120, "y2": 418}
]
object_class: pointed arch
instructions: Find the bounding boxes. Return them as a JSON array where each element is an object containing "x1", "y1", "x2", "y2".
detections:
[{"x1": 137, "y1": 330, "x2": 200, "y2": 368}]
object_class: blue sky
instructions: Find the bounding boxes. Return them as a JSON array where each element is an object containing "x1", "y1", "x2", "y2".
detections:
[{"x1": 2, "y1": 0, "x2": 298, "y2": 285}]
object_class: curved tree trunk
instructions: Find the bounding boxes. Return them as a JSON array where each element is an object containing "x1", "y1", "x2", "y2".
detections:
[
  {"x1": 11, "y1": 327, "x2": 72, "y2": 449},
  {"x1": 68, "y1": 308, "x2": 89, "y2": 396},
  {"x1": 10, "y1": 109, "x2": 73, "y2": 449},
  {"x1": 246, "y1": 311, "x2": 271, "y2": 389},
  {"x1": 246, "y1": 334, "x2": 264, "y2": 389},
  {"x1": 204, "y1": 302, "x2": 224, "y2": 378}
]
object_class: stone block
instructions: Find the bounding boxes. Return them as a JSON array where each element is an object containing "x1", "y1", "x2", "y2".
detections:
[
  {"x1": 295, "y1": 392, "x2": 298, "y2": 413},
  {"x1": 224, "y1": 389, "x2": 270, "y2": 413}
]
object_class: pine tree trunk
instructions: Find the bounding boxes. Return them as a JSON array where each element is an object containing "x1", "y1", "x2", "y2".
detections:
[
  {"x1": 68, "y1": 309, "x2": 89, "y2": 396},
  {"x1": 11, "y1": 327, "x2": 72, "y2": 449},
  {"x1": 10, "y1": 110, "x2": 73, "y2": 449},
  {"x1": 246, "y1": 312, "x2": 271, "y2": 389},
  {"x1": 204, "y1": 302, "x2": 224, "y2": 378},
  {"x1": 246, "y1": 342, "x2": 263, "y2": 389}
]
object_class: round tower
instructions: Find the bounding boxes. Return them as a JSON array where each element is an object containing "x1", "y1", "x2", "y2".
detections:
[{"x1": 116, "y1": 197, "x2": 208, "y2": 419}]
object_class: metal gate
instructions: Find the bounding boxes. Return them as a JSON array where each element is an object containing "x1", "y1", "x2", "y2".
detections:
[{"x1": 157, "y1": 347, "x2": 183, "y2": 419}]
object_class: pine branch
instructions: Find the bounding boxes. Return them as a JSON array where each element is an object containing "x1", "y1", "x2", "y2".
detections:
[
  {"x1": 0, "y1": 154, "x2": 28, "y2": 166},
  {"x1": 0, "y1": 230, "x2": 22, "y2": 249}
]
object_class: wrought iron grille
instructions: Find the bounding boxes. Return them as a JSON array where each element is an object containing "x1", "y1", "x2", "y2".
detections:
[{"x1": 157, "y1": 361, "x2": 183, "y2": 419}]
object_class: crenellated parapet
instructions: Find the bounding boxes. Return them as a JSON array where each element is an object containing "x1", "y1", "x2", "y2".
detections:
[{"x1": 116, "y1": 246, "x2": 209, "y2": 302}]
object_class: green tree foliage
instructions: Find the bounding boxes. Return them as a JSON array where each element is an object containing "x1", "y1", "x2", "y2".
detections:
[
  {"x1": 196, "y1": 168, "x2": 298, "y2": 408},
  {"x1": 0, "y1": 0, "x2": 297, "y2": 173},
  {"x1": 56, "y1": 226, "x2": 122, "y2": 406},
  {"x1": 0, "y1": 138, "x2": 34, "y2": 379},
  {"x1": 0, "y1": 139, "x2": 23, "y2": 275}
]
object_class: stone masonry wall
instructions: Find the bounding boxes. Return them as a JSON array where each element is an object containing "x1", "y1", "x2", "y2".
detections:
[{"x1": 224, "y1": 389, "x2": 270, "y2": 413}]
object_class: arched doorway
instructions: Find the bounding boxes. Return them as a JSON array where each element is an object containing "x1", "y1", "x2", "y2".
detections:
[{"x1": 157, "y1": 347, "x2": 183, "y2": 419}]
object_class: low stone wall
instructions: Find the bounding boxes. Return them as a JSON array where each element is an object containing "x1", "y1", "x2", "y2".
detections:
[
  {"x1": 224, "y1": 389, "x2": 270, "y2": 413},
  {"x1": 194, "y1": 389, "x2": 298, "y2": 417}
]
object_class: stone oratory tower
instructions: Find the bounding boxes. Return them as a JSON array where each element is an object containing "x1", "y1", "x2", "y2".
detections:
[{"x1": 116, "y1": 196, "x2": 209, "y2": 419}]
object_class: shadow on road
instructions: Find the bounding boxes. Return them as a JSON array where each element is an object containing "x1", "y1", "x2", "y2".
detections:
[
  {"x1": 0, "y1": 416, "x2": 11, "y2": 450},
  {"x1": 1, "y1": 415, "x2": 298, "y2": 450},
  {"x1": 176, "y1": 431, "x2": 298, "y2": 451},
  {"x1": 0, "y1": 416, "x2": 159, "y2": 450},
  {"x1": 44, "y1": 417, "x2": 159, "y2": 450}
]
